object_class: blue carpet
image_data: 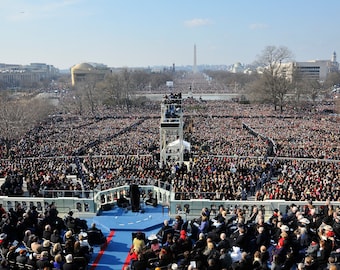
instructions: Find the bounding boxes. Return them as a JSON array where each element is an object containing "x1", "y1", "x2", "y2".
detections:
[
  {"x1": 93, "y1": 204, "x2": 170, "y2": 231},
  {"x1": 86, "y1": 205, "x2": 171, "y2": 270}
]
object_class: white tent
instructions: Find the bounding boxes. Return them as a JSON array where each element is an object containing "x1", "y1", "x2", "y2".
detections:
[{"x1": 167, "y1": 139, "x2": 191, "y2": 151}]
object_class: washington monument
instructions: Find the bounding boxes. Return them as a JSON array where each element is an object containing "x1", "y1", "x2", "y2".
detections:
[{"x1": 193, "y1": 44, "x2": 198, "y2": 73}]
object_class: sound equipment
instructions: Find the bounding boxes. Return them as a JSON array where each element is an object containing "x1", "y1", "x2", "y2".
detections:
[
  {"x1": 130, "y1": 184, "x2": 140, "y2": 212},
  {"x1": 101, "y1": 203, "x2": 113, "y2": 211},
  {"x1": 145, "y1": 198, "x2": 158, "y2": 207},
  {"x1": 117, "y1": 197, "x2": 129, "y2": 208}
]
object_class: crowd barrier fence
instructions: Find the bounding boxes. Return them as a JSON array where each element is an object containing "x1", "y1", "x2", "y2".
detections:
[{"x1": 0, "y1": 184, "x2": 338, "y2": 222}]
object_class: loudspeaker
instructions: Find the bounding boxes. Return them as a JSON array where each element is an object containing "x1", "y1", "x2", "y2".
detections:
[{"x1": 130, "y1": 184, "x2": 140, "y2": 212}]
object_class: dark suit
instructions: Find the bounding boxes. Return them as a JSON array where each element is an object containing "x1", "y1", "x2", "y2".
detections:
[
  {"x1": 131, "y1": 258, "x2": 148, "y2": 270},
  {"x1": 233, "y1": 233, "x2": 249, "y2": 251},
  {"x1": 16, "y1": 254, "x2": 27, "y2": 264},
  {"x1": 217, "y1": 239, "x2": 230, "y2": 251},
  {"x1": 256, "y1": 232, "x2": 270, "y2": 249},
  {"x1": 62, "y1": 262, "x2": 79, "y2": 270},
  {"x1": 36, "y1": 258, "x2": 52, "y2": 270},
  {"x1": 157, "y1": 226, "x2": 174, "y2": 244}
]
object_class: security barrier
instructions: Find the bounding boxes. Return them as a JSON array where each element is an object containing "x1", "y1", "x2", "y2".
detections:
[{"x1": 2, "y1": 185, "x2": 340, "y2": 222}]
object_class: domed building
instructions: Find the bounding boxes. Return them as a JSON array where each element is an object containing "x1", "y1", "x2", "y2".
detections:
[
  {"x1": 71, "y1": 62, "x2": 110, "y2": 86},
  {"x1": 231, "y1": 62, "x2": 244, "y2": 73}
]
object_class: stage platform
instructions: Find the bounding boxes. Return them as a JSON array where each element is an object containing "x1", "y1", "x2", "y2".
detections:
[
  {"x1": 84, "y1": 204, "x2": 171, "y2": 270},
  {"x1": 88, "y1": 204, "x2": 171, "y2": 232}
]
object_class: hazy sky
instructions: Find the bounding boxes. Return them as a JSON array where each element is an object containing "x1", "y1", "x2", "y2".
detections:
[{"x1": 1, "y1": 0, "x2": 340, "y2": 70}]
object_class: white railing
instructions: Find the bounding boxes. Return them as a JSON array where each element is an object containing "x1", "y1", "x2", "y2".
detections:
[{"x1": 1, "y1": 187, "x2": 339, "y2": 223}]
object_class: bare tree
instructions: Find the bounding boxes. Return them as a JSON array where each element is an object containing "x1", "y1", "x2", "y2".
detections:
[
  {"x1": 82, "y1": 77, "x2": 99, "y2": 115},
  {"x1": 0, "y1": 93, "x2": 53, "y2": 157},
  {"x1": 121, "y1": 69, "x2": 134, "y2": 112},
  {"x1": 97, "y1": 69, "x2": 136, "y2": 112},
  {"x1": 204, "y1": 70, "x2": 258, "y2": 91},
  {"x1": 129, "y1": 70, "x2": 151, "y2": 92},
  {"x1": 324, "y1": 71, "x2": 340, "y2": 89},
  {"x1": 305, "y1": 79, "x2": 323, "y2": 103},
  {"x1": 98, "y1": 72, "x2": 123, "y2": 106},
  {"x1": 69, "y1": 75, "x2": 102, "y2": 116},
  {"x1": 291, "y1": 67, "x2": 306, "y2": 105},
  {"x1": 291, "y1": 66, "x2": 325, "y2": 109},
  {"x1": 255, "y1": 45, "x2": 294, "y2": 111},
  {"x1": 57, "y1": 89, "x2": 83, "y2": 115}
]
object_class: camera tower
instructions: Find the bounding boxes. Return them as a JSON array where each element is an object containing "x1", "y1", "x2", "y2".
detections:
[{"x1": 159, "y1": 93, "x2": 184, "y2": 167}]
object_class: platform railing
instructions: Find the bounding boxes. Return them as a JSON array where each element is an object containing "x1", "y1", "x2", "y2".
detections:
[
  {"x1": 169, "y1": 199, "x2": 340, "y2": 222},
  {"x1": 2, "y1": 186, "x2": 340, "y2": 223}
]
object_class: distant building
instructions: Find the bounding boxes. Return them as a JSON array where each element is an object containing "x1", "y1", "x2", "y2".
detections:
[
  {"x1": 230, "y1": 62, "x2": 244, "y2": 73},
  {"x1": 0, "y1": 63, "x2": 59, "y2": 88},
  {"x1": 294, "y1": 60, "x2": 331, "y2": 81},
  {"x1": 296, "y1": 52, "x2": 338, "y2": 81},
  {"x1": 71, "y1": 62, "x2": 110, "y2": 86},
  {"x1": 259, "y1": 52, "x2": 339, "y2": 82}
]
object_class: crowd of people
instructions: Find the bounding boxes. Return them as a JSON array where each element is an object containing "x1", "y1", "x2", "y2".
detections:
[
  {"x1": 1, "y1": 98, "x2": 338, "y2": 159},
  {"x1": 1, "y1": 153, "x2": 338, "y2": 202},
  {"x1": 242, "y1": 117, "x2": 338, "y2": 160},
  {"x1": 128, "y1": 201, "x2": 340, "y2": 270},
  {"x1": 0, "y1": 96, "x2": 338, "y2": 269},
  {"x1": 0, "y1": 202, "x2": 105, "y2": 270},
  {"x1": 0, "y1": 98, "x2": 338, "y2": 202}
]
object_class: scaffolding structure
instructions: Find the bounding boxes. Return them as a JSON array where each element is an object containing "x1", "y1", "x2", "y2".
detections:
[{"x1": 159, "y1": 93, "x2": 184, "y2": 167}]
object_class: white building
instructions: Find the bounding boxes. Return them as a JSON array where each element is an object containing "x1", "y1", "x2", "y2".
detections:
[
  {"x1": 0, "y1": 63, "x2": 59, "y2": 88},
  {"x1": 262, "y1": 52, "x2": 339, "y2": 82}
]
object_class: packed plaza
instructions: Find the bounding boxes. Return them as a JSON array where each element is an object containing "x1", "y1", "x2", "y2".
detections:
[{"x1": 0, "y1": 96, "x2": 339, "y2": 269}]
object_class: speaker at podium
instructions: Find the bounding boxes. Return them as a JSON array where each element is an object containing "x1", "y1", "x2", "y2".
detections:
[{"x1": 130, "y1": 184, "x2": 140, "y2": 212}]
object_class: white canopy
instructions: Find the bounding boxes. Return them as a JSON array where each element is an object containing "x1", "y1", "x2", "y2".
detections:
[{"x1": 167, "y1": 139, "x2": 191, "y2": 151}]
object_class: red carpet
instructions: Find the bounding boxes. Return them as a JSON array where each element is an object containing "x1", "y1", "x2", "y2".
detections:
[
  {"x1": 122, "y1": 245, "x2": 134, "y2": 270},
  {"x1": 89, "y1": 230, "x2": 116, "y2": 270}
]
